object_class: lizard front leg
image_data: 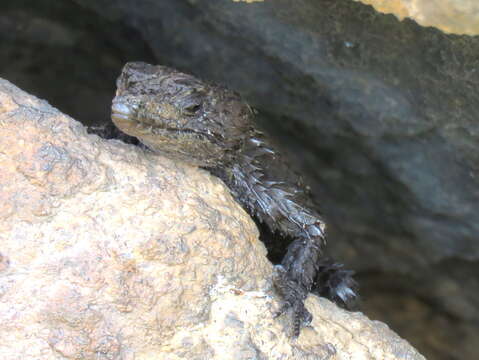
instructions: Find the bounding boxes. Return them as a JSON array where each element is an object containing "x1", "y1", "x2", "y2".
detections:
[{"x1": 223, "y1": 135, "x2": 357, "y2": 336}]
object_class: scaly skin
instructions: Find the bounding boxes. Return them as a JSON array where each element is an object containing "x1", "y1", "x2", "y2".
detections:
[{"x1": 111, "y1": 62, "x2": 357, "y2": 336}]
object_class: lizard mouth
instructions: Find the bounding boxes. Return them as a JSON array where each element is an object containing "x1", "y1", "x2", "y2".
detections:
[
  {"x1": 111, "y1": 100, "x2": 224, "y2": 146},
  {"x1": 111, "y1": 98, "x2": 225, "y2": 166}
]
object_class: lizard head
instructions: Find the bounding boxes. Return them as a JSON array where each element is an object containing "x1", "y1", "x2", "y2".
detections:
[{"x1": 111, "y1": 62, "x2": 253, "y2": 167}]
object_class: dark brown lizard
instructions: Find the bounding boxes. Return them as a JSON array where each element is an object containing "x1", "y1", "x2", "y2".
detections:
[{"x1": 111, "y1": 62, "x2": 357, "y2": 336}]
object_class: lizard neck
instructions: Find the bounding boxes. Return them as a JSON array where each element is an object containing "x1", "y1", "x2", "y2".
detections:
[{"x1": 226, "y1": 132, "x2": 326, "y2": 239}]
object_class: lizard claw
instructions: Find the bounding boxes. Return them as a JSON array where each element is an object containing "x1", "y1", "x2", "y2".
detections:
[
  {"x1": 273, "y1": 260, "x2": 358, "y2": 336},
  {"x1": 272, "y1": 265, "x2": 312, "y2": 337}
]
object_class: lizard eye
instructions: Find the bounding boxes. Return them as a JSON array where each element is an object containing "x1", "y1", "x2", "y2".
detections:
[{"x1": 183, "y1": 103, "x2": 202, "y2": 115}]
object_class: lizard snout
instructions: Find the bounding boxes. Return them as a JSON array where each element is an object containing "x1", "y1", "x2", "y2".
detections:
[{"x1": 111, "y1": 101, "x2": 134, "y2": 121}]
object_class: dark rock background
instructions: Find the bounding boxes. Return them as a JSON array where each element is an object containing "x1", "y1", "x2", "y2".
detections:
[{"x1": 1, "y1": 0, "x2": 478, "y2": 358}]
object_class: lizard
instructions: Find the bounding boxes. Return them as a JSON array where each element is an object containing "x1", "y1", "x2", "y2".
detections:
[{"x1": 111, "y1": 61, "x2": 357, "y2": 336}]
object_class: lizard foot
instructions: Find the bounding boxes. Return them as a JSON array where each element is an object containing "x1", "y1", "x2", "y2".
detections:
[
  {"x1": 273, "y1": 265, "x2": 312, "y2": 337},
  {"x1": 312, "y1": 258, "x2": 359, "y2": 310},
  {"x1": 273, "y1": 260, "x2": 358, "y2": 337}
]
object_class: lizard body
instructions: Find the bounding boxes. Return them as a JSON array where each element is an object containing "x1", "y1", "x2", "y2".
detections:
[{"x1": 111, "y1": 62, "x2": 357, "y2": 336}]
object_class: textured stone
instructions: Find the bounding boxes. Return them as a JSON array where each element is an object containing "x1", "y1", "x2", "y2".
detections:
[{"x1": 0, "y1": 79, "x2": 425, "y2": 359}]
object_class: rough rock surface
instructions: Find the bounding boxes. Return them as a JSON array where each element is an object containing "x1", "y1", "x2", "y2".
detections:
[
  {"x1": 1, "y1": 1, "x2": 478, "y2": 359},
  {"x1": 0, "y1": 80, "x2": 425, "y2": 359}
]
